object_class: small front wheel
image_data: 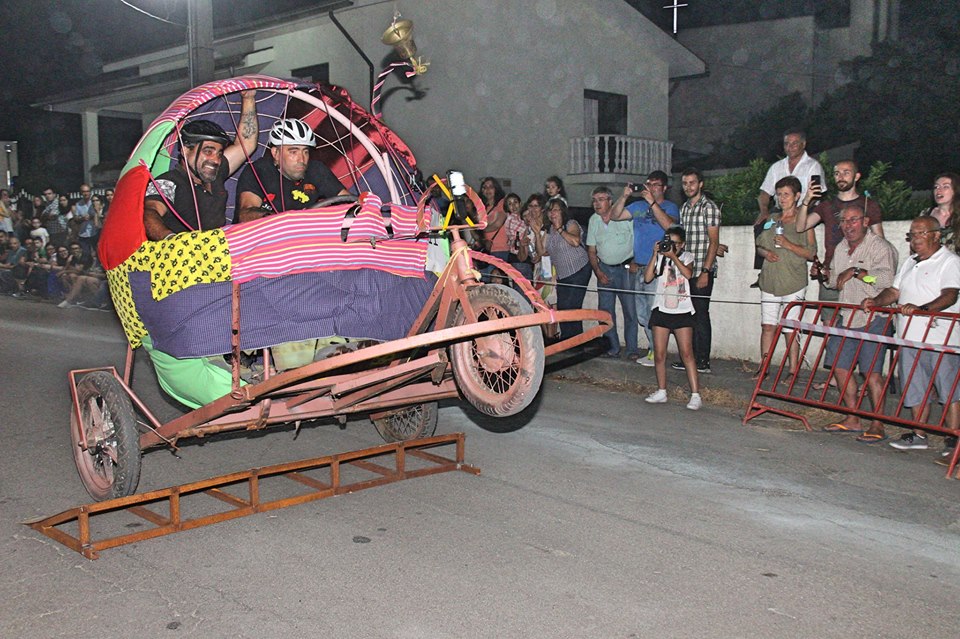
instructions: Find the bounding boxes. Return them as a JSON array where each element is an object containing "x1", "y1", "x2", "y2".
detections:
[
  {"x1": 450, "y1": 285, "x2": 545, "y2": 417},
  {"x1": 372, "y1": 402, "x2": 438, "y2": 442},
  {"x1": 70, "y1": 371, "x2": 141, "y2": 501}
]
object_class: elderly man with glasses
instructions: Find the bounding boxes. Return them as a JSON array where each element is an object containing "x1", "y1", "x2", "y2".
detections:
[
  {"x1": 819, "y1": 204, "x2": 898, "y2": 440},
  {"x1": 863, "y1": 216, "x2": 960, "y2": 456},
  {"x1": 586, "y1": 185, "x2": 638, "y2": 359}
]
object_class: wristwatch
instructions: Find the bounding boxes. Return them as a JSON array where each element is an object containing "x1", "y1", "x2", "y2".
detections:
[{"x1": 853, "y1": 267, "x2": 862, "y2": 278}]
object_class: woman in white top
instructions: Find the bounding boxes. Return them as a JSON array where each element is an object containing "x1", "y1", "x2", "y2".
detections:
[{"x1": 642, "y1": 225, "x2": 701, "y2": 410}]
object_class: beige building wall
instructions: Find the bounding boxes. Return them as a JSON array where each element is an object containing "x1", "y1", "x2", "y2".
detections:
[{"x1": 252, "y1": 0, "x2": 689, "y2": 205}]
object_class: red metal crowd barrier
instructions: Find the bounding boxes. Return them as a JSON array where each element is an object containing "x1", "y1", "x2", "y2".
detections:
[{"x1": 744, "y1": 301, "x2": 960, "y2": 479}]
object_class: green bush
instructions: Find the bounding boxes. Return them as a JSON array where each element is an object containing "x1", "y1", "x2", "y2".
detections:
[
  {"x1": 703, "y1": 154, "x2": 922, "y2": 226},
  {"x1": 702, "y1": 158, "x2": 769, "y2": 226},
  {"x1": 858, "y1": 160, "x2": 926, "y2": 220}
]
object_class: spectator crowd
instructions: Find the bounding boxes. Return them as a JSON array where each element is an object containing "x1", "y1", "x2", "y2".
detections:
[
  {"x1": 0, "y1": 184, "x2": 113, "y2": 310},
  {"x1": 470, "y1": 128, "x2": 959, "y2": 460}
]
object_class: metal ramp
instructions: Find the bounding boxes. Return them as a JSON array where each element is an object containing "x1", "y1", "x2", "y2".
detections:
[{"x1": 26, "y1": 433, "x2": 479, "y2": 560}]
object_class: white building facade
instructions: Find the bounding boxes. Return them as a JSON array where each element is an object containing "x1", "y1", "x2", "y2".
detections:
[{"x1": 37, "y1": 0, "x2": 703, "y2": 206}]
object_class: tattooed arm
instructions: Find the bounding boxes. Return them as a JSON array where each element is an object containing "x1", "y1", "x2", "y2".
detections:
[{"x1": 224, "y1": 90, "x2": 259, "y2": 174}]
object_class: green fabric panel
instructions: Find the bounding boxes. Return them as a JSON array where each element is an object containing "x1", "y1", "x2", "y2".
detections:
[
  {"x1": 121, "y1": 122, "x2": 174, "y2": 177},
  {"x1": 141, "y1": 335, "x2": 242, "y2": 410}
]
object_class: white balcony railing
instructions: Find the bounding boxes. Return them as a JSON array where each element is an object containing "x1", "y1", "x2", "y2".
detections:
[{"x1": 569, "y1": 135, "x2": 673, "y2": 177}]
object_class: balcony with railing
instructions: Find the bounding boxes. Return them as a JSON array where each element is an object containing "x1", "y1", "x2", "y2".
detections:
[{"x1": 567, "y1": 135, "x2": 673, "y2": 184}]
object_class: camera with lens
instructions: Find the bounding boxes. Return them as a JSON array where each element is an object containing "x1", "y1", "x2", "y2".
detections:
[
  {"x1": 657, "y1": 235, "x2": 674, "y2": 253},
  {"x1": 631, "y1": 182, "x2": 647, "y2": 193}
]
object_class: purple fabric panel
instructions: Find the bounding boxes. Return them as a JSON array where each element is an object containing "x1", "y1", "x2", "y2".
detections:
[{"x1": 130, "y1": 270, "x2": 436, "y2": 358}]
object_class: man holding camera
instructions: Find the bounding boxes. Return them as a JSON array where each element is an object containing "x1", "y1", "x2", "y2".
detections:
[{"x1": 611, "y1": 170, "x2": 679, "y2": 366}]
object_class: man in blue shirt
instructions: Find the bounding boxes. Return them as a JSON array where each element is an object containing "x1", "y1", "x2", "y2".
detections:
[{"x1": 611, "y1": 170, "x2": 680, "y2": 366}]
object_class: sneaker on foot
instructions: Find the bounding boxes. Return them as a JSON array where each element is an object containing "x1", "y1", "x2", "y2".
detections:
[
  {"x1": 57, "y1": 300, "x2": 72, "y2": 309},
  {"x1": 697, "y1": 364, "x2": 712, "y2": 374},
  {"x1": 645, "y1": 389, "x2": 668, "y2": 404},
  {"x1": 686, "y1": 393, "x2": 702, "y2": 410},
  {"x1": 889, "y1": 432, "x2": 928, "y2": 450},
  {"x1": 638, "y1": 351, "x2": 655, "y2": 367},
  {"x1": 942, "y1": 435, "x2": 958, "y2": 458},
  {"x1": 670, "y1": 361, "x2": 685, "y2": 371}
]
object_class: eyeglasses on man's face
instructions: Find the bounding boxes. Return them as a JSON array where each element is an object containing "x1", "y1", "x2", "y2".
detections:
[
  {"x1": 905, "y1": 229, "x2": 938, "y2": 240},
  {"x1": 839, "y1": 216, "x2": 864, "y2": 226}
]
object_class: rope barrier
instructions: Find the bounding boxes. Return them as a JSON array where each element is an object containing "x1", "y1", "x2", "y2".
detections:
[{"x1": 476, "y1": 271, "x2": 773, "y2": 306}]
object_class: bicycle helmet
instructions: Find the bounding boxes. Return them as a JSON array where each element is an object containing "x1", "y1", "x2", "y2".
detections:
[
  {"x1": 180, "y1": 120, "x2": 232, "y2": 148},
  {"x1": 269, "y1": 118, "x2": 316, "y2": 147}
]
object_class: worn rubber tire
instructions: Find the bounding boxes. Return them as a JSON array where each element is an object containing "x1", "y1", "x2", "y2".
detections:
[
  {"x1": 372, "y1": 402, "x2": 439, "y2": 443},
  {"x1": 450, "y1": 284, "x2": 545, "y2": 417},
  {"x1": 71, "y1": 371, "x2": 141, "y2": 501}
]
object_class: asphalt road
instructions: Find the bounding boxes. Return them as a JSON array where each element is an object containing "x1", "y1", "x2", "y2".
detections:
[{"x1": 2, "y1": 297, "x2": 959, "y2": 638}]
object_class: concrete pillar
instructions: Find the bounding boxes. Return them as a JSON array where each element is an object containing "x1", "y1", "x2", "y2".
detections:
[
  {"x1": 80, "y1": 110, "x2": 100, "y2": 185},
  {"x1": 188, "y1": 0, "x2": 215, "y2": 86}
]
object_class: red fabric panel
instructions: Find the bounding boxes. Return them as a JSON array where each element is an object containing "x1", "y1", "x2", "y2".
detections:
[{"x1": 99, "y1": 165, "x2": 150, "y2": 270}]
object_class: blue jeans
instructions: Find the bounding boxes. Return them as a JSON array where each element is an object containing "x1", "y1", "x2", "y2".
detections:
[
  {"x1": 634, "y1": 266, "x2": 656, "y2": 351},
  {"x1": 556, "y1": 262, "x2": 592, "y2": 339},
  {"x1": 598, "y1": 262, "x2": 638, "y2": 355}
]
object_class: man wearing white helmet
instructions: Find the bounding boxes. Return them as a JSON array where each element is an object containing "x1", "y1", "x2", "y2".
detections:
[
  {"x1": 236, "y1": 118, "x2": 348, "y2": 222},
  {"x1": 143, "y1": 90, "x2": 258, "y2": 240}
]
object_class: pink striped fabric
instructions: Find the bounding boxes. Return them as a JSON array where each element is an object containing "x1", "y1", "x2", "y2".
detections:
[
  {"x1": 224, "y1": 193, "x2": 428, "y2": 283},
  {"x1": 387, "y1": 204, "x2": 424, "y2": 236}
]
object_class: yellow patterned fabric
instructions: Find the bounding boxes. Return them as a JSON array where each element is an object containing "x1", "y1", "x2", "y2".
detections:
[
  {"x1": 132, "y1": 230, "x2": 232, "y2": 299},
  {"x1": 107, "y1": 264, "x2": 148, "y2": 348},
  {"x1": 106, "y1": 230, "x2": 233, "y2": 349}
]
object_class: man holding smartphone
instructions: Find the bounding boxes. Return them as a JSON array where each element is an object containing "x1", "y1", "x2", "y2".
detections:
[{"x1": 796, "y1": 160, "x2": 885, "y2": 297}]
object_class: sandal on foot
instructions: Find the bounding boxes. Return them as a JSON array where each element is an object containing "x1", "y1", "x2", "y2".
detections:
[
  {"x1": 823, "y1": 423, "x2": 863, "y2": 433},
  {"x1": 855, "y1": 432, "x2": 888, "y2": 443}
]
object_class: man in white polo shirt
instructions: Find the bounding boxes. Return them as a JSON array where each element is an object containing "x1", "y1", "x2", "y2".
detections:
[
  {"x1": 757, "y1": 128, "x2": 826, "y2": 226},
  {"x1": 863, "y1": 216, "x2": 960, "y2": 456}
]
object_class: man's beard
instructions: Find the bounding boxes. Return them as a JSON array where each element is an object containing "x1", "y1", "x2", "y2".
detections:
[{"x1": 195, "y1": 160, "x2": 220, "y2": 184}]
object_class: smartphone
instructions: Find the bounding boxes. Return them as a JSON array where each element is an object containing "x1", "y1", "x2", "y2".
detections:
[{"x1": 811, "y1": 175, "x2": 821, "y2": 187}]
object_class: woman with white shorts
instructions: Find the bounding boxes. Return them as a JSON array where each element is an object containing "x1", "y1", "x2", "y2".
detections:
[{"x1": 755, "y1": 176, "x2": 817, "y2": 378}]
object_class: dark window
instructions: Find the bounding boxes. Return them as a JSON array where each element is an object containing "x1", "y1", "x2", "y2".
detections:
[
  {"x1": 291, "y1": 63, "x2": 330, "y2": 84},
  {"x1": 584, "y1": 90, "x2": 627, "y2": 135}
]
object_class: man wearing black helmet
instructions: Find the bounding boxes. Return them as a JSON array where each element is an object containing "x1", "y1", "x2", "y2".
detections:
[
  {"x1": 235, "y1": 118, "x2": 349, "y2": 222},
  {"x1": 143, "y1": 90, "x2": 258, "y2": 240}
]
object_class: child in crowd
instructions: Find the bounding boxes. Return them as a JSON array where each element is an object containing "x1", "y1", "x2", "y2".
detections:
[{"x1": 643, "y1": 225, "x2": 702, "y2": 410}]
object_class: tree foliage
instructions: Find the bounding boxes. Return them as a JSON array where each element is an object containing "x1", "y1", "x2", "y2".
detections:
[
  {"x1": 705, "y1": 154, "x2": 919, "y2": 226},
  {"x1": 701, "y1": 8, "x2": 960, "y2": 190}
]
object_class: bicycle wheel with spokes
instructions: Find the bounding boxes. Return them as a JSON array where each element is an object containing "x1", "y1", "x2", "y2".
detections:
[
  {"x1": 372, "y1": 402, "x2": 438, "y2": 442},
  {"x1": 450, "y1": 284, "x2": 544, "y2": 417},
  {"x1": 70, "y1": 371, "x2": 141, "y2": 501}
]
